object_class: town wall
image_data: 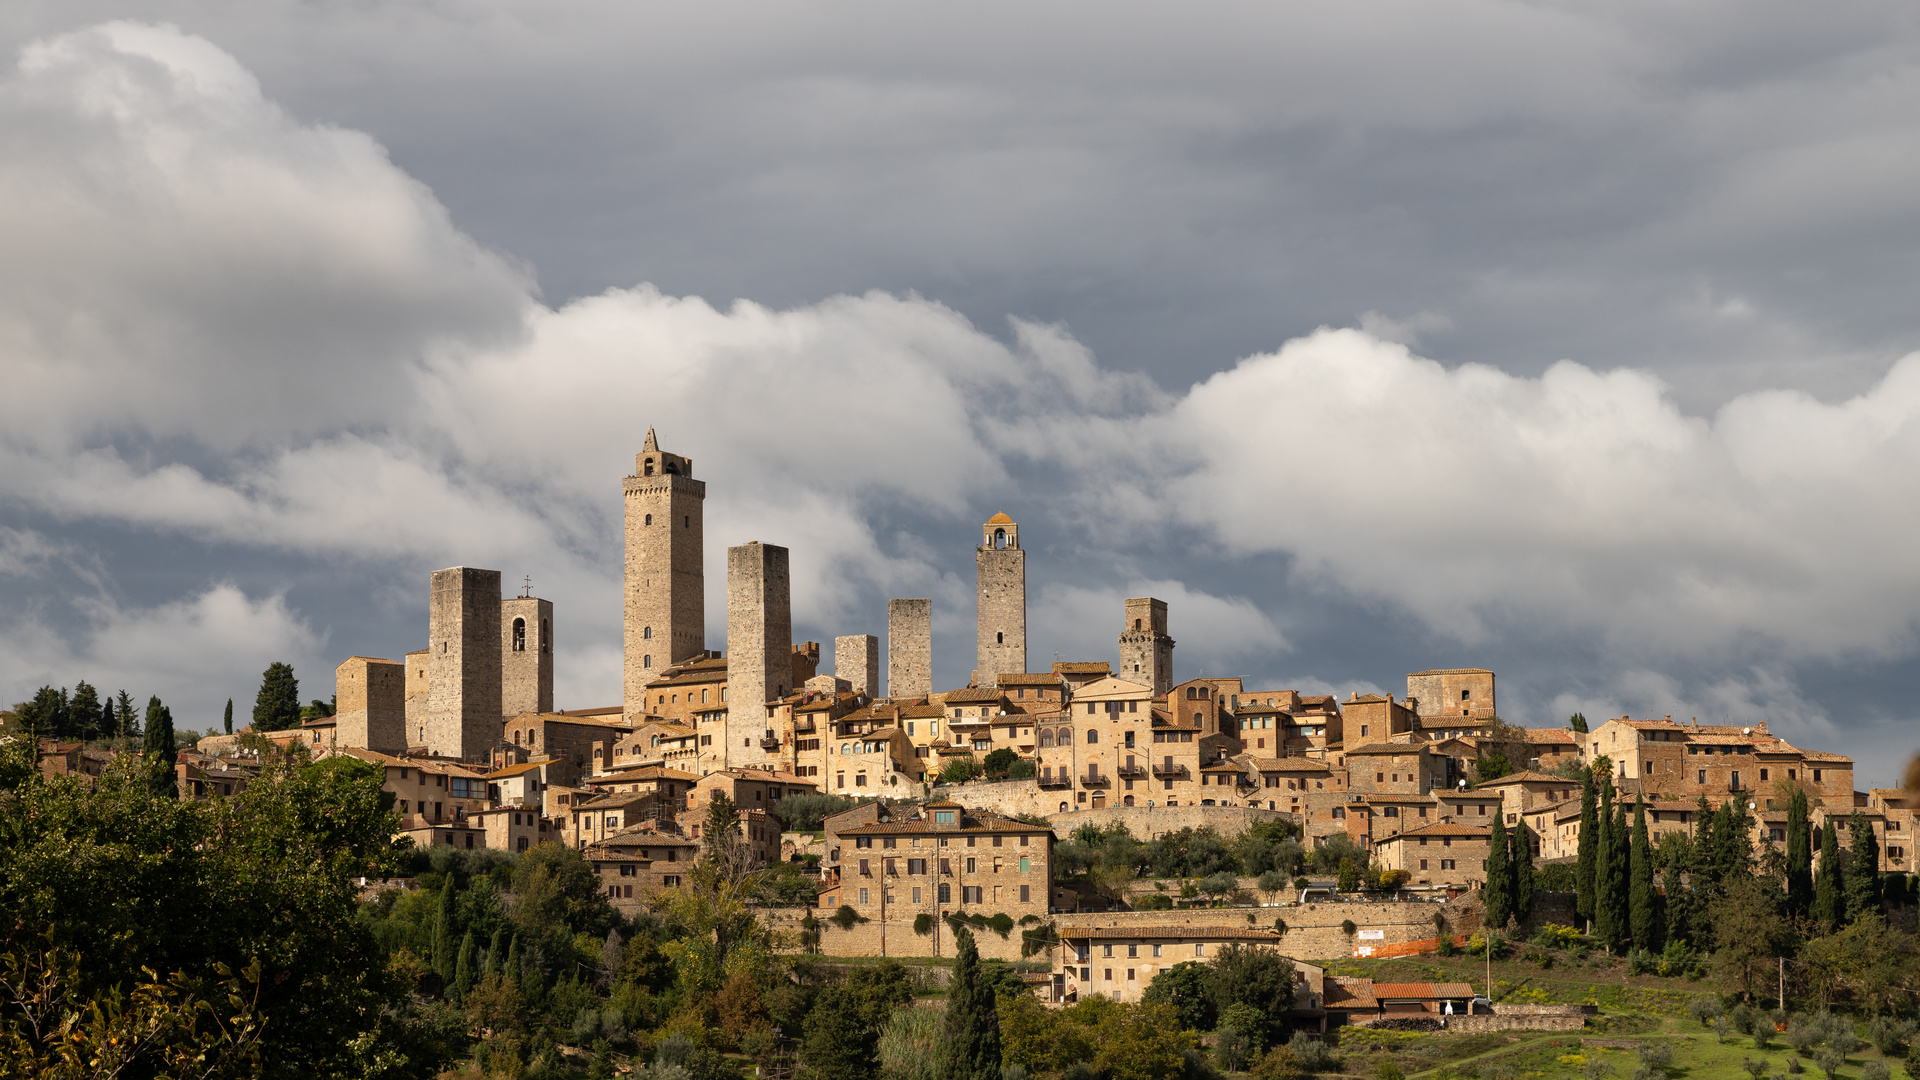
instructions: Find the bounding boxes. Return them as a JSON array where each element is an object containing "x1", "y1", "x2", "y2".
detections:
[
  {"x1": 427, "y1": 567, "x2": 502, "y2": 762},
  {"x1": 836, "y1": 635, "x2": 879, "y2": 697},
  {"x1": 887, "y1": 599, "x2": 932, "y2": 699},
  {"x1": 334, "y1": 656, "x2": 406, "y2": 754},
  {"x1": 726, "y1": 542, "x2": 791, "y2": 770},
  {"x1": 501, "y1": 596, "x2": 553, "y2": 716}
]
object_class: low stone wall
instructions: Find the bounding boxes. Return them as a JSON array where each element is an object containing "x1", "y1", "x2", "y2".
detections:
[
  {"x1": 935, "y1": 781, "x2": 1290, "y2": 841},
  {"x1": 1444, "y1": 1013, "x2": 1586, "y2": 1033},
  {"x1": 1054, "y1": 896, "x2": 1484, "y2": 961},
  {"x1": 760, "y1": 908, "x2": 1034, "y2": 962}
]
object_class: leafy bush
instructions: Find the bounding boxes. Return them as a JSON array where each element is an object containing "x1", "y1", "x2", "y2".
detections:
[
  {"x1": 1134, "y1": 893, "x2": 1174, "y2": 911},
  {"x1": 768, "y1": 791, "x2": 857, "y2": 831},
  {"x1": 1864, "y1": 1063, "x2": 1891, "y2": 1080},
  {"x1": 1287, "y1": 1033, "x2": 1340, "y2": 1074},
  {"x1": 1584, "y1": 1059, "x2": 1617, "y2": 1080},
  {"x1": 1690, "y1": 998, "x2": 1725, "y2": 1029},
  {"x1": 1532, "y1": 923, "x2": 1584, "y2": 950},
  {"x1": 1870, "y1": 1018, "x2": 1918, "y2": 1056},
  {"x1": 1639, "y1": 1044, "x2": 1674, "y2": 1071},
  {"x1": 1743, "y1": 1059, "x2": 1770, "y2": 1080},
  {"x1": 1815, "y1": 1050, "x2": 1845, "y2": 1080},
  {"x1": 940, "y1": 755, "x2": 983, "y2": 784},
  {"x1": 1788, "y1": 1016, "x2": 1822, "y2": 1055},
  {"x1": 1376, "y1": 1063, "x2": 1405, "y2": 1080}
]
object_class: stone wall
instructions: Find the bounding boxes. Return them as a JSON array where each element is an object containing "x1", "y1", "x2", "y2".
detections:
[
  {"x1": 427, "y1": 567, "x2": 502, "y2": 762},
  {"x1": 501, "y1": 596, "x2": 553, "y2": 717},
  {"x1": 1052, "y1": 898, "x2": 1482, "y2": 961},
  {"x1": 974, "y1": 519, "x2": 1026, "y2": 685},
  {"x1": 725, "y1": 542, "x2": 791, "y2": 770},
  {"x1": 930, "y1": 782, "x2": 1297, "y2": 841},
  {"x1": 1118, "y1": 597, "x2": 1173, "y2": 697},
  {"x1": 334, "y1": 656, "x2": 405, "y2": 754},
  {"x1": 762, "y1": 907, "x2": 1034, "y2": 962},
  {"x1": 835, "y1": 635, "x2": 879, "y2": 697},
  {"x1": 886, "y1": 599, "x2": 932, "y2": 699}
]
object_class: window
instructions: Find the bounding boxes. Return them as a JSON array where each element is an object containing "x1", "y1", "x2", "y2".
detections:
[
  {"x1": 512, "y1": 617, "x2": 526, "y2": 651},
  {"x1": 1194, "y1": 944, "x2": 1205, "y2": 956},
  {"x1": 1698, "y1": 769, "x2": 1706, "y2": 784},
  {"x1": 1020, "y1": 885, "x2": 1030, "y2": 902},
  {"x1": 936, "y1": 810, "x2": 956, "y2": 824},
  {"x1": 938, "y1": 883, "x2": 951, "y2": 903},
  {"x1": 859, "y1": 888, "x2": 869, "y2": 904},
  {"x1": 1088, "y1": 730, "x2": 1098, "y2": 744}
]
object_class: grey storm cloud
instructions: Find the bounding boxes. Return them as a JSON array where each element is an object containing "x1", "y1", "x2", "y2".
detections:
[{"x1": 2, "y1": 9, "x2": 1920, "y2": 783}]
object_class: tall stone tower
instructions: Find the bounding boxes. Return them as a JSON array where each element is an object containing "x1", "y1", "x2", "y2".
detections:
[
  {"x1": 1118, "y1": 597, "x2": 1175, "y2": 697},
  {"x1": 427, "y1": 566, "x2": 503, "y2": 761},
  {"x1": 624, "y1": 429, "x2": 705, "y2": 716},
  {"x1": 887, "y1": 598, "x2": 932, "y2": 699},
  {"x1": 835, "y1": 634, "x2": 879, "y2": 696},
  {"x1": 501, "y1": 592, "x2": 553, "y2": 716},
  {"x1": 974, "y1": 514, "x2": 1026, "y2": 686},
  {"x1": 334, "y1": 656, "x2": 406, "y2": 754},
  {"x1": 726, "y1": 541, "x2": 792, "y2": 767}
]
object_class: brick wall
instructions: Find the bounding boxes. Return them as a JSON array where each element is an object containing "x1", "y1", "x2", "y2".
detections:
[{"x1": 763, "y1": 907, "x2": 1034, "y2": 962}]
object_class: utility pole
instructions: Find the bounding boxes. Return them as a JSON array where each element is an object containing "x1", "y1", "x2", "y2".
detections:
[{"x1": 1779, "y1": 956, "x2": 1785, "y2": 1014}]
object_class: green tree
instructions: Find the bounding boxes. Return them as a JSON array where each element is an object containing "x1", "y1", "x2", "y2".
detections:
[
  {"x1": 224, "y1": 698, "x2": 234, "y2": 736},
  {"x1": 1630, "y1": 796, "x2": 1659, "y2": 951},
  {"x1": 1092, "y1": 1002, "x2": 1196, "y2": 1080},
  {"x1": 1786, "y1": 788, "x2": 1814, "y2": 919},
  {"x1": 17, "y1": 686, "x2": 67, "y2": 741},
  {"x1": 1814, "y1": 819, "x2": 1843, "y2": 933},
  {"x1": 434, "y1": 880, "x2": 458, "y2": 984},
  {"x1": 700, "y1": 791, "x2": 751, "y2": 880},
  {"x1": 940, "y1": 755, "x2": 983, "y2": 784},
  {"x1": 1141, "y1": 960, "x2": 1215, "y2": 1031},
  {"x1": 1207, "y1": 944, "x2": 1300, "y2": 1050},
  {"x1": 1484, "y1": 813, "x2": 1512, "y2": 931},
  {"x1": 943, "y1": 927, "x2": 1001, "y2": 1080},
  {"x1": 252, "y1": 661, "x2": 302, "y2": 732},
  {"x1": 1846, "y1": 811, "x2": 1883, "y2": 925},
  {"x1": 1662, "y1": 841, "x2": 1693, "y2": 948},
  {"x1": 142, "y1": 696, "x2": 177, "y2": 796},
  {"x1": 802, "y1": 984, "x2": 880, "y2": 1080},
  {"x1": 68, "y1": 682, "x2": 102, "y2": 741},
  {"x1": 1593, "y1": 781, "x2": 1621, "y2": 950},
  {"x1": 982, "y1": 747, "x2": 1020, "y2": 779},
  {"x1": 114, "y1": 690, "x2": 135, "y2": 739},
  {"x1": 1708, "y1": 878, "x2": 1795, "y2": 1001},
  {"x1": 1576, "y1": 769, "x2": 1598, "y2": 927},
  {"x1": 1511, "y1": 822, "x2": 1535, "y2": 924},
  {"x1": 1569, "y1": 713, "x2": 1588, "y2": 734},
  {"x1": 453, "y1": 930, "x2": 477, "y2": 1001}
]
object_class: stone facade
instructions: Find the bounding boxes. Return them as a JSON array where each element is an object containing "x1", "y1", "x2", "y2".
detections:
[
  {"x1": 501, "y1": 595, "x2": 553, "y2": 717},
  {"x1": 836, "y1": 634, "x2": 879, "y2": 696},
  {"x1": 333, "y1": 656, "x2": 406, "y2": 754},
  {"x1": 1117, "y1": 597, "x2": 1174, "y2": 697},
  {"x1": 1406, "y1": 668, "x2": 1497, "y2": 721},
  {"x1": 887, "y1": 598, "x2": 932, "y2": 699},
  {"x1": 974, "y1": 515, "x2": 1026, "y2": 685},
  {"x1": 427, "y1": 567, "x2": 503, "y2": 761},
  {"x1": 624, "y1": 429, "x2": 706, "y2": 716},
  {"x1": 404, "y1": 649, "x2": 429, "y2": 731},
  {"x1": 725, "y1": 541, "x2": 792, "y2": 770}
]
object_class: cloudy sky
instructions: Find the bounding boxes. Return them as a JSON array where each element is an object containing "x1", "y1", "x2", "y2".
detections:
[{"x1": 3, "y1": 3, "x2": 1919, "y2": 782}]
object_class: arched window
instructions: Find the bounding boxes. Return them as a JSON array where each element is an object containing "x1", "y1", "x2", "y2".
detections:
[
  {"x1": 994, "y1": 528, "x2": 1006, "y2": 549},
  {"x1": 645, "y1": 513, "x2": 652, "y2": 525},
  {"x1": 643, "y1": 626, "x2": 652, "y2": 640},
  {"x1": 530, "y1": 729, "x2": 538, "y2": 746},
  {"x1": 1039, "y1": 729, "x2": 1054, "y2": 748},
  {"x1": 1193, "y1": 713, "x2": 1203, "y2": 725},
  {"x1": 643, "y1": 654, "x2": 652, "y2": 668},
  {"x1": 1123, "y1": 795, "x2": 1135, "y2": 807},
  {"x1": 644, "y1": 458, "x2": 655, "y2": 476},
  {"x1": 512, "y1": 617, "x2": 526, "y2": 652},
  {"x1": 1059, "y1": 802, "x2": 1069, "y2": 812},
  {"x1": 841, "y1": 743, "x2": 850, "y2": 754},
  {"x1": 513, "y1": 730, "x2": 522, "y2": 745},
  {"x1": 1134, "y1": 618, "x2": 1142, "y2": 631},
  {"x1": 1087, "y1": 729, "x2": 1098, "y2": 744}
]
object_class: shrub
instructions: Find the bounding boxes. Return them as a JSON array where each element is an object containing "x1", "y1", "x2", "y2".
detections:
[
  {"x1": 1134, "y1": 893, "x2": 1173, "y2": 911},
  {"x1": 1690, "y1": 998, "x2": 1725, "y2": 1029},
  {"x1": 1754, "y1": 1026, "x2": 1772, "y2": 1051},
  {"x1": 1583, "y1": 1059, "x2": 1616, "y2": 1080},
  {"x1": 1730, "y1": 1004, "x2": 1757, "y2": 1036},
  {"x1": 1906, "y1": 1044, "x2": 1920, "y2": 1080},
  {"x1": 1788, "y1": 1016, "x2": 1822, "y2": 1055},
  {"x1": 1639, "y1": 1045, "x2": 1674, "y2": 1071},
  {"x1": 1376, "y1": 1063, "x2": 1405, "y2": 1080},
  {"x1": 1815, "y1": 1051, "x2": 1846, "y2": 1080},
  {"x1": 1287, "y1": 1033, "x2": 1341, "y2": 1074},
  {"x1": 1864, "y1": 1063, "x2": 1891, "y2": 1080},
  {"x1": 912, "y1": 913, "x2": 933, "y2": 936},
  {"x1": 1715, "y1": 1018, "x2": 1734, "y2": 1044},
  {"x1": 1870, "y1": 1018, "x2": 1918, "y2": 1056},
  {"x1": 767, "y1": 791, "x2": 858, "y2": 831},
  {"x1": 1743, "y1": 1059, "x2": 1771, "y2": 1080},
  {"x1": 1253, "y1": 1047, "x2": 1302, "y2": 1080},
  {"x1": 1437, "y1": 933, "x2": 1458, "y2": 957}
]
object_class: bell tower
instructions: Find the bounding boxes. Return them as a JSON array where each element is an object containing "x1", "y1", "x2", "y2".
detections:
[
  {"x1": 624, "y1": 428, "x2": 706, "y2": 716},
  {"x1": 974, "y1": 513, "x2": 1027, "y2": 686}
]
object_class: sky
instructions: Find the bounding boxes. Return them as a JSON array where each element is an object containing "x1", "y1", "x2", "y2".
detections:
[{"x1": 2, "y1": 3, "x2": 1919, "y2": 784}]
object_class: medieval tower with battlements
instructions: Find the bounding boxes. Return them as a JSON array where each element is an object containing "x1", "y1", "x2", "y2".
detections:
[
  {"x1": 974, "y1": 513, "x2": 1026, "y2": 686},
  {"x1": 624, "y1": 429, "x2": 706, "y2": 716},
  {"x1": 1118, "y1": 596, "x2": 1174, "y2": 697}
]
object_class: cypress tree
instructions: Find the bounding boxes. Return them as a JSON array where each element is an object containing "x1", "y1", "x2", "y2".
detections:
[
  {"x1": 1845, "y1": 811, "x2": 1881, "y2": 924},
  {"x1": 100, "y1": 698, "x2": 115, "y2": 740},
  {"x1": 1716, "y1": 800, "x2": 1755, "y2": 883},
  {"x1": 802, "y1": 984, "x2": 882, "y2": 1080},
  {"x1": 69, "y1": 682, "x2": 101, "y2": 741},
  {"x1": 1662, "y1": 837, "x2": 1692, "y2": 948},
  {"x1": 1630, "y1": 796, "x2": 1658, "y2": 951},
  {"x1": 1484, "y1": 813, "x2": 1512, "y2": 931},
  {"x1": 1593, "y1": 781, "x2": 1620, "y2": 950},
  {"x1": 1786, "y1": 788, "x2": 1814, "y2": 918},
  {"x1": 485, "y1": 927, "x2": 504, "y2": 977},
  {"x1": 434, "y1": 881, "x2": 458, "y2": 984},
  {"x1": 1692, "y1": 795, "x2": 1719, "y2": 895},
  {"x1": 142, "y1": 697, "x2": 177, "y2": 797},
  {"x1": 453, "y1": 930, "x2": 476, "y2": 1001},
  {"x1": 253, "y1": 661, "x2": 302, "y2": 732},
  {"x1": 1813, "y1": 819, "x2": 1842, "y2": 933},
  {"x1": 1608, "y1": 798, "x2": 1631, "y2": 950},
  {"x1": 1512, "y1": 822, "x2": 1535, "y2": 925},
  {"x1": 505, "y1": 932, "x2": 522, "y2": 982},
  {"x1": 1576, "y1": 770, "x2": 1599, "y2": 928},
  {"x1": 224, "y1": 698, "x2": 234, "y2": 736},
  {"x1": 943, "y1": 927, "x2": 1001, "y2": 1080},
  {"x1": 1569, "y1": 712, "x2": 1588, "y2": 734},
  {"x1": 114, "y1": 691, "x2": 135, "y2": 739}
]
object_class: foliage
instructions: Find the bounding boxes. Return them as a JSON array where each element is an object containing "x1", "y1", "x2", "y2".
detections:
[
  {"x1": 253, "y1": 661, "x2": 303, "y2": 732},
  {"x1": 982, "y1": 748, "x2": 1021, "y2": 779},
  {"x1": 880, "y1": 1004, "x2": 946, "y2": 1080},
  {"x1": 1786, "y1": 788, "x2": 1814, "y2": 919},
  {"x1": 803, "y1": 983, "x2": 882, "y2": 1080},
  {"x1": 944, "y1": 928, "x2": 1002, "y2": 1080},
  {"x1": 1141, "y1": 960, "x2": 1215, "y2": 1032},
  {"x1": 1485, "y1": 813, "x2": 1512, "y2": 930},
  {"x1": 1814, "y1": 820, "x2": 1844, "y2": 934},
  {"x1": 1576, "y1": 770, "x2": 1599, "y2": 925},
  {"x1": 1709, "y1": 877, "x2": 1795, "y2": 1001},
  {"x1": 1630, "y1": 796, "x2": 1659, "y2": 952},
  {"x1": 941, "y1": 755, "x2": 984, "y2": 784},
  {"x1": 1091, "y1": 1002, "x2": 1195, "y2": 1080},
  {"x1": 1846, "y1": 812, "x2": 1883, "y2": 924},
  {"x1": 1285, "y1": 1032, "x2": 1340, "y2": 1074},
  {"x1": 770, "y1": 792, "x2": 859, "y2": 831}
]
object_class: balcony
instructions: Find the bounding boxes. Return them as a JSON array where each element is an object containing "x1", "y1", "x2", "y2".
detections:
[
  {"x1": 1117, "y1": 763, "x2": 1148, "y2": 779},
  {"x1": 1153, "y1": 763, "x2": 1188, "y2": 778},
  {"x1": 1080, "y1": 773, "x2": 1110, "y2": 788},
  {"x1": 759, "y1": 738, "x2": 781, "y2": 751},
  {"x1": 1038, "y1": 773, "x2": 1071, "y2": 788}
]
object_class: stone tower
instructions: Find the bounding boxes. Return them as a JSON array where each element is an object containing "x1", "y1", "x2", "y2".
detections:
[
  {"x1": 974, "y1": 514, "x2": 1026, "y2": 686},
  {"x1": 1118, "y1": 597, "x2": 1175, "y2": 697},
  {"x1": 726, "y1": 541, "x2": 792, "y2": 767},
  {"x1": 624, "y1": 429, "x2": 705, "y2": 716},
  {"x1": 887, "y1": 598, "x2": 932, "y2": 699},
  {"x1": 334, "y1": 656, "x2": 406, "y2": 754},
  {"x1": 501, "y1": 592, "x2": 553, "y2": 716},
  {"x1": 426, "y1": 566, "x2": 503, "y2": 761},
  {"x1": 835, "y1": 634, "x2": 879, "y2": 696}
]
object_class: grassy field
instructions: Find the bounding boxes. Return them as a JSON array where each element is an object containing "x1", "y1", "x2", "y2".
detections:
[{"x1": 1329, "y1": 953, "x2": 1707, "y2": 1016}]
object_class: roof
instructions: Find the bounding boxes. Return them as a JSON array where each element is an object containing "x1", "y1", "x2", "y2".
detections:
[
  {"x1": 701, "y1": 768, "x2": 817, "y2": 787},
  {"x1": 596, "y1": 765, "x2": 700, "y2": 782},
  {"x1": 302, "y1": 715, "x2": 337, "y2": 728},
  {"x1": 1523, "y1": 728, "x2": 1580, "y2": 744},
  {"x1": 512, "y1": 710, "x2": 634, "y2": 729},
  {"x1": 1474, "y1": 770, "x2": 1575, "y2": 787},
  {"x1": 487, "y1": 762, "x2": 546, "y2": 779},
  {"x1": 1371, "y1": 982, "x2": 1476, "y2": 1000},
  {"x1": 1053, "y1": 662, "x2": 1112, "y2": 675},
  {"x1": 1343, "y1": 743, "x2": 1428, "y2": 757},
  {"x1": 986, "y1": 512, "x2": 1015, "y2": 524},
  {"x1": 1407, "y1": 668, "x2": 1493, "y2": 676},
  {"x1": 1325, "y1": 977, "x2": 1378, "y2": 1008},
  {"x1": 1251, "y1": 758, "x2": 1334, "y2": 772},
  {"x1": 1347, "y1": 693, "x2": 1389, "y2": 704},
  {"x1": 1055, "y1": 925, "x2": 1285, "y2": 942},
  {"x1": 1072, "y1": 676, "x2": 1154, "y2": 699},
  {"x1": 943, "y1": 687, "x2": 1006, "y2": 704},
  {"x1": 1802, "y1": 750, "x2": 1852, "y2": 763},
  {"x1": 597, "y1": 825, "x2": 697, "y2": 847},
  {"x1": 561, "y1": 705, "x2": 625, "y2": 717},
  {"x1": 997, "y1": 673, "x2": 1062, "y2": 686}
]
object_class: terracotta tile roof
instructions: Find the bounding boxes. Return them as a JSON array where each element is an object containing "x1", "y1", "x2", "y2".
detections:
[
  {"x1": 1371, "y1": 982, "x2": 1475, "y2": 999},
  {"x1": 1474, "y1": 770, "x2": 1575, "y2": 786},
  {"x1": 1055, "y1": 924, "x2": 1283, "y2": 942},
  {"x1": 560, "y1": 705, "x2": 626, "y2": 717},
  {"x1": 487, "y1": 762, "x2": 546, "y2": 779},
  {"x1": 1325, "y1": 977, "x2": 1378, "y2": 1008},
  {"x1": 1407, "y1": 668, "x2": 1493, "y2": 676},
  {"x1": 1053, "y1": 662, "x2": 1111, "y2": 674},
  {"x1": 1343, "y1": 743, "x2": 1428, "y2": 757},
  {"x1": 997, "y1": 673, "x2": 1063, "y2": 686},
  {"x1": 1251, "y1": 758, "x2": 1334, "y2": 772},
  {"x1": 1802, "y1": 750, "x2": 1852, "y2": 762},
  {"x1": 835, "y1": 807, "x2": 1052, "y2": 836},
  {"x1": 1375, "y1": 821, "x2": 1491, "y2": 840},
  {"x1": 1523, "y1": 728, "x2": 1580, "y2": 744}
]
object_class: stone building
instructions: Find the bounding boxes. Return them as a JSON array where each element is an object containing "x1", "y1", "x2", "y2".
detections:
[
  {"x1": 1583, "y1": 716, "x2": 1854, "y2": 808},
  {"x1": 1341, "y1": 693, "x2": 1414, "y2": 746},
  {"x1": 501, "y1": 593, "x2": 553, "y2": 716},
  {"x1": 1052, "y1": 926, "x2": 1308, "y2": 1005},
  {"x1": 1370, "y1": 819, "x2": 1493, "y2": 887},
  {"x1": 725, "y1": 541, "x2": 794, "y2": 770},
  {"x1": 333, "y1": 655, "x2": 406, "y2": 755},
  {"x1": 1035, "y1": 676, "x2": 1153, "y2": 811},
  {"x1": 426, "y1": 567, "x2": 503, "y2": 761},
  {"x1": 624, "y1": 429, "x2": 706, "y2": 715},
  {"x1": 886, "y1": 598, "x2": 932, "y2": 699},
  {"x1": 836, "y1": 634, "x2": 879, "y2": 696},
  {"x1": 974, "y1": 515, "x2": 1026, "y2": 686},
  {"x1": 1405, "y1": 668, "x2": 1496, "y2": 721},
  {"x1": 1117, "y1": 597, "x2": 1174, "y2": 697}
]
